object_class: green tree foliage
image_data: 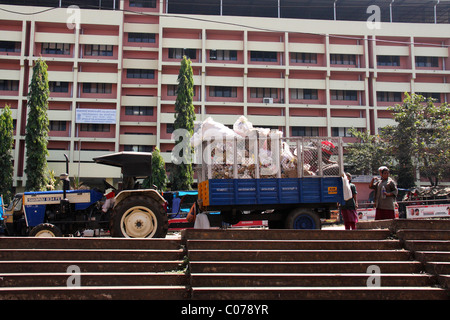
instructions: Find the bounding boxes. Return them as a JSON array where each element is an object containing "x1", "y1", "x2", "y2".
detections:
[
  {"x1": 143, "y1": 147, "x2": 167, "y2": 191},
  {"x1": 345, "y1": 93, "x2": 450, "y2": 188},
  {"x1": 25, "y1": 58, "x2": 50, "y2": 191},
  {"x1": 172, "y1": 56, "x2": 195, "y2": 190},
  {"x1": 0, "y1": 105, "x2": 14, "y2": 203},
  {"x1": 345, "y1": 128, "x2": 393, "y2": 176},
  {"x1": 384, "y1": 93, "x2": 449, "y2": 187}
]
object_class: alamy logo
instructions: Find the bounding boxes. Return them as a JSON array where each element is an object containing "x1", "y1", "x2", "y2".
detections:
[
  {"x1": 366, "y1": 5, "x2": 381, "y2": 30},
  {"x1": 66, "y1": 5, "x2": 81, "y2": 30},
  {"x1": 366, "y1": 265, "x2": 381, "y2": 287},
  {"x1": 66, "y1": 265, "x2": 81, "y2": 288}
]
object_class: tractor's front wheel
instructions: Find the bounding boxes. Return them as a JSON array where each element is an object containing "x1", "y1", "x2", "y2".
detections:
[
  {"x1": 29, "y1": 223, "x2": 63, "y2": 237},
  {"x1": 111, "y1": 196, "x2": 168, "y2": 238}
]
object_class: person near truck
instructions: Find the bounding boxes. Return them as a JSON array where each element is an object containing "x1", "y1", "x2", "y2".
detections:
[
  {"x1": 341, "y1": 173, "x2": 358, "y2": 230},
  {"x1": 369, "y1": 167, "x2": 398, "y2": 220}
]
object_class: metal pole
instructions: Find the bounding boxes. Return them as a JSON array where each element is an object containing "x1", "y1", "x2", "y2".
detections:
[
  {"x1": 334, "y1": 0, "x2": 338, "y2": 20},
  {"x1": 435, "y1": 0, "x2": 440, "y2": 24},
  {"x1": 390, "y1": 0, "x2": 394, "y2": 22},
  {"x1": 278, "y1": 0, "x2": 280, "y2": 18}
]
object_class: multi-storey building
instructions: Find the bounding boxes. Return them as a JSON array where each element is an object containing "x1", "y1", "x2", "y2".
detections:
[{"x1": 0, "y1": 0, "x2": 449, "y2": 193}]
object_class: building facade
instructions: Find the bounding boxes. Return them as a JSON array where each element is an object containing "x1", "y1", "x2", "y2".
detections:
[{"x1": 0, "y1": 0, "x2": 449, "y2": 190}]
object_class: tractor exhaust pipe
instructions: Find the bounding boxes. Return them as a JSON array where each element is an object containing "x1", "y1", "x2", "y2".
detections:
[{"x1": 60, "y1": 154, "x2": 70, "y2": 214}]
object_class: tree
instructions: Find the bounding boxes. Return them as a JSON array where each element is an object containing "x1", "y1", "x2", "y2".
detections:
[
  {"x1": 171, "y1": 56, "x2": 196, "y2": 190},
  {"x1": 382, "y1": 93, "x2": 449, "y2": 187},
  {"x1": 143, "y1": 147, "x2": 167, "y2": 191},
  {"x1": 25, "y1": 58, "x2": 50, "y2": 191},
  {"x1": 0, "y1": 105, "x2": 14, "y2": 203},
  {"x1": 345, "y1": 128, "x2": 393, "y2": 176}
]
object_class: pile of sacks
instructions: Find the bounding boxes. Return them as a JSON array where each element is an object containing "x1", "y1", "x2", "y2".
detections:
[{"x1": 191, "y1": 116, "x2": 315, "y2": 179}]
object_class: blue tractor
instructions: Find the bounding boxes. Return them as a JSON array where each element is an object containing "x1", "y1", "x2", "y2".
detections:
[{"x1": 3, "y1": 152, "x2": 168, "y2": 238}]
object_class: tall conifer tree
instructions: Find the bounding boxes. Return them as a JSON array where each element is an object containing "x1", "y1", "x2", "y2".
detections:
[
  {"x1": 25, "y1": 58, "x2": 50, "y2": 191},
  {"x1": 172, "y1": 56, "x2": 196, "y2": 190}
]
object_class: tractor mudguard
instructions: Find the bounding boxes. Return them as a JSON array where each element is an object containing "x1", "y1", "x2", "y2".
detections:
[{"x1": 113, "y1": 189, "x2": 166, "y2": 208}]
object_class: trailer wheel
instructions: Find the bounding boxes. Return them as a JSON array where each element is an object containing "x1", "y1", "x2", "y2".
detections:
[
  {"x1": 112, "y1": 196, "x2": 168, "y2": 238},
  {"x1": 285, "y1": 209, "x2": 321, "y2": 230},
  {"x1": 29, "y1": 223, "x2": 63, "y2": 237}
]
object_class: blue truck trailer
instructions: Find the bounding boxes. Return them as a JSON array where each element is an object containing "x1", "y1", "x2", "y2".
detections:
[{"x1": 197, "y1": 136, "x2": 345, "y2": 229}]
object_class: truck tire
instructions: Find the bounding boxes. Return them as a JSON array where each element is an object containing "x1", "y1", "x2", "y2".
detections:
[
  {"x1": 285, "y1": 209, "x2": 321, "y2": 230},
  {"x1": 112, "y1": 195, "x2": 168, "y2": 238},
  {"x1": 29, "y1": 223, "x2": 63, "y2": 237}
]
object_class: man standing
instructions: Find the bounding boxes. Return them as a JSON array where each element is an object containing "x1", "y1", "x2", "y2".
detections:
[
  {"x1": 341, "y1": 173, "x2": 358, "y2": 230},
  {"x1": 369, "y1": 167, "x2": 398, "y2": 220}
]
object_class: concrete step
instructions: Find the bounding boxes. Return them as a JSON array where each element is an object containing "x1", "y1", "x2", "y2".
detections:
[
  {"x1": 187, "y1": 239, "x2": 402, "y2": 250},
  {"x1": 438, "y1": 275, "x2": 450, "y2": 289},
  {"x1": 189, "y1": 261, "x2": 425, "y2": 274},
  {"x1": 188, "y1": 249, "x2": 412, "y2": 262},
  {"x1": 404, "y1": 240, "x2": 450, "y2": 252},
  {"x1": 425, "y1": 262, "x2": 450, "y2": 274},
  {"x1": 0, "y1": 260, "x2": 184, "y2": 273},
  {"x1": 182, "y1": 229, "x2": 392, "y2": 241},
  {"x1": 0, "y1": 248, "x2": 185, "y2": 261},
  {"x1": 0, "y1": 285, "x2": 189, "y2": 300},
  {"x1": 190, "y1": 273, "x2": 436, "y2": 287},
  {"x1": 397, "y1": 230, "x2": 450, "y2": 241},
  {"x1": 0, "y1": 237, "x2": 182, "y2": 250},
  {"x1": 190, "y1": 286, "x2": 449, "y2": 300},
  {"x1": 0, "y1": 272, "x2": 187, "y2": 287},
  {"x1": 415, "y1": 251, "x2": 450, "y2": 263},
  {"x1": 358, "y1": 219, "x2": 450, "y2": 232}
]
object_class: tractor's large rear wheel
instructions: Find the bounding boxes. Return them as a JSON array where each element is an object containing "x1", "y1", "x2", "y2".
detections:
[{"x1": 111, "y1": 196, "x2": 168, "y2": 238}]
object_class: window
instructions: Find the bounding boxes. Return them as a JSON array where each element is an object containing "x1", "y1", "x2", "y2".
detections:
[
  {"x1": 209, "y1": 86, "x2": 237, "y2": 97},
  {"x1": 330, "y1": 54, "x2": 356, "y2": 65},
  {"x1": 331, "y1": 90, "x2": 357, "y2": 101},
  {"x1": 84, "y1": 44, "x2": 113, "y2": 56},
  {"x1": 82, "y1": 83, "x2": 112, "y2": 94},
  {"x1": 416, "y1": 56, "x2": 439, "y2": 68},
  {"x1": 377, "y1": 55, "x2": 400, "y2": 66},
  {"x1": 250, "y1": 51, "x2": 277, "y2": 62},
  {"x1": 250, "y1": 88, "x2": 278, "y2": 99},
  {"x1": 167, "y1": 85, "x2": 177, "y2": 96},
  {"x1": 332, "y1": 127, "x2": 353, "y2": 137},
  {"x1": 125, "y1": 106, "x2": 153, "y2": 116},
  {"x1": 0, "y1": 80, "x2": 19, "y2": 91},
  {"x1": 0, "y1": 41, "x2": 20, "y2": 53},
  {"x1": 291, "y1": 52, "x2": 317, "y2": 64},
  {"x1": 292, "y1": 126, "x2": 319, "y2": 137},
  {"x1": 80, "y1": 124, "x2": 110, "y2": 132},
  {"x1": 124, "y1": 145, "x2": 153, "y2": 152},
  {"x1": 377, "y1": 92, "x2": 402, "y2": 102},
  {"x1": 416, "y1": 92, "x2": 441, "y2": 103},
  {"x1": 168, "y1": 48, "x2": 196, "y2": 60},
  {"x1": 291, "y1": 89, "x2": 318, "y2": 100},
  {"x1": 126, "y1": 69, "x2": 155, "y2": 79},
  {"x1": 210, "y1": 50, "x2": 237, "y2": 61},
  {"x1": 166, "y1": 123, "x2": 174, "y2": 134},
  {"x1": 41, "y1": 43, "x2": 70, "y2": 55},
  {"x1": 129, "y1": 0, "x2": 156, "y2": 8},
  {"x1": 49, "y1": 121, "x2": 67, "y2": 131},
  {"x1": 128, "y1": 33, "x2": 156, "y2": 43},
  {"x1": 49, "y1": 81, "x2": 69, "y2": 93}
]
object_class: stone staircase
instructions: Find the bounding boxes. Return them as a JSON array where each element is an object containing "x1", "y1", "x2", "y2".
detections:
[
  {"x1": 184, "y1": 228, "x2": 449, "y2": 300},
  {"x1": 0, "y1": 219, "x2": 448, "y2": 300},
  {"x1": 0, "y1": 237, "x2": 189, "y2": 300}
]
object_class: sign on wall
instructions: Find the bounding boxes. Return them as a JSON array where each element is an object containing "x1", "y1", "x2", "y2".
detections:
[
  {"x1": 406, "y1": 204, "x2": 450, "y2": 219},
  {"x1": 357, "y1": 208, "x2": 399, "y2": 220},
  {"x1": 76, "y1": 109, "x2": 116, "y2": 124}
]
